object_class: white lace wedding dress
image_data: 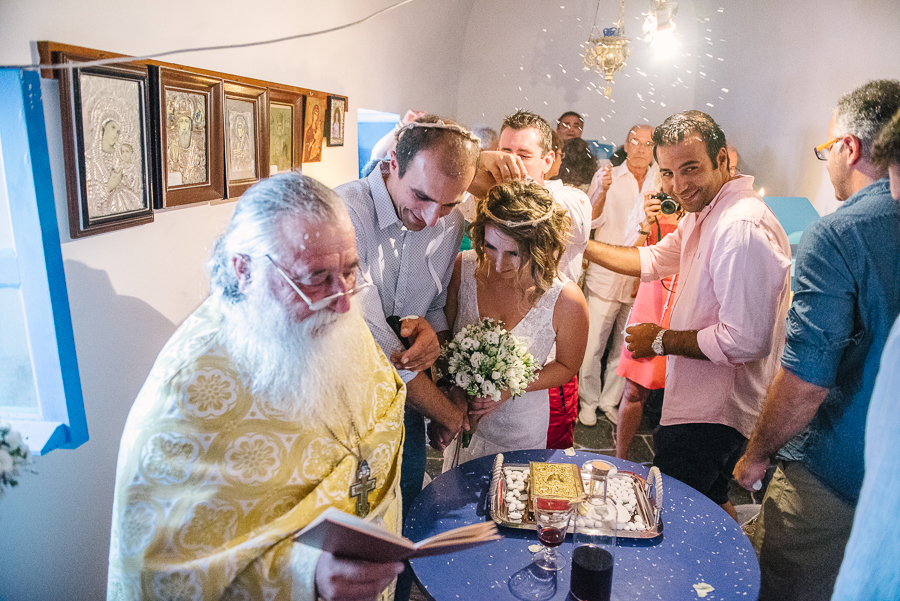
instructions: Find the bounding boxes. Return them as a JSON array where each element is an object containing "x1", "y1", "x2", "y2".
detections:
[{"x1": 442, "y1": 251, "x2": 565, "y2": 471}]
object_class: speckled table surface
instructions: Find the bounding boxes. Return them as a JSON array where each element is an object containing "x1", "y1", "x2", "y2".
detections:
[{"x1": 407, "y1": 449, "x2": 759, "y2": 600}]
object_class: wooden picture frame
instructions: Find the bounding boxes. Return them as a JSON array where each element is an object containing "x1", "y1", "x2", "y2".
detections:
[
  {"x1": 52, "y1": 51, "x2": 155, "y2": 238},
  {"x1": 326, "y1": 95, "x2": 346, "y2": 147},
  {"x1": 267, "y1": 86, "x2": 304, "y2": 175},
  {"x1": 151, "y1": 66, "x2": 225, "y2": 208},
  {"x1": 302, "y1": 92, "x2": 326, "y2": 163},
  {"x1": 224, "y1": 80, "x2": 268, "y2": 199}
]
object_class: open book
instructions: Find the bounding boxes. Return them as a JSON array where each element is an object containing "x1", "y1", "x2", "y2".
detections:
[{"x1": 295, "y1": 507, "x2": 502, "y2": 562}]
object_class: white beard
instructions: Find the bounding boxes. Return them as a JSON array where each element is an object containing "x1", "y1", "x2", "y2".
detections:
[{"x1": 219, "y1": 290, "x2": 370, "y2": 426}]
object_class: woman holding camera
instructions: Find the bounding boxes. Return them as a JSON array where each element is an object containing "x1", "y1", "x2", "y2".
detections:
[{"x1": 615, "y1": 192, "x2": 685, "y2": 459}]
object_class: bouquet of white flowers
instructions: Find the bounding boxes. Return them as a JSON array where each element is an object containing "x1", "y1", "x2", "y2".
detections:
[
  {"x1": 436, "y1": 318, "x2": 539, "y2": 448},
  {"x1": 0, "y1": 422, "x2": 34, "y2": 500}
]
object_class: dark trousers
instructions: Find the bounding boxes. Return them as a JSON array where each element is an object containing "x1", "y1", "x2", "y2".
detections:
[{"x1": 395, "y1": 406, "x2": 426, "y2": 601}]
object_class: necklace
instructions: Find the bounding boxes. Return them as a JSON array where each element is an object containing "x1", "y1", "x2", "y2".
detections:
[{"x1": 323, "y1": 413, "x2": 376, "y2": 518}]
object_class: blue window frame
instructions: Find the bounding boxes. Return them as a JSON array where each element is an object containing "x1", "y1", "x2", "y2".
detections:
[{"x1": 0, "y1": 68, "x2": 87, "y2": 454}]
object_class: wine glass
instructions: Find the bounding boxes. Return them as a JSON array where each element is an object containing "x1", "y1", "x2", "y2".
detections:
[{"x1": 533, "y1": 497, "x2": 574, "y2": 571}]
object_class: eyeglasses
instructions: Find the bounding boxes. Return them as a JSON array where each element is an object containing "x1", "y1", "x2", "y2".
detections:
[
  {"x1": 814, "y1": 137, "x2": 841, "y2": 161},
  {"x1": 265, "y1": 254, "x2": 372, "y2": 311}
]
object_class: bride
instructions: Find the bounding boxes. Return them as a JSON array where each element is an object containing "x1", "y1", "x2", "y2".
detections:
[{"x1": 438, "y1": 180, "x2": 589, "y2": 470}]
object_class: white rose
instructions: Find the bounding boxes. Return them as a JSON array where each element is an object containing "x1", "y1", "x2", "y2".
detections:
[
  {"x1": 470, "y1": 352, "x2": 484, "y2": 368},
  {"x1": 0, "y1": 449, "x2": 13, "y2": 474},
  {"x1": 456, "y1": 372, "x2": 472, "y2": 388}
]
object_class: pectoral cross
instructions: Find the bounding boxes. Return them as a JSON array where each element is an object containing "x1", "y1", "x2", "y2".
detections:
[{"x1": 350, "y1": 459, "x2": 376, "y2": 517}]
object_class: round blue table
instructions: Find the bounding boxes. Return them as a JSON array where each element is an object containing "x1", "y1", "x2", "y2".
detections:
[{"x1": 406, "y1": 449, "x2": 759, "y2": 600}]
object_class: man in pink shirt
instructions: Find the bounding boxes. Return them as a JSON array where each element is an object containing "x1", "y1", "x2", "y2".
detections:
[{"x1": 584, "y1": 110, "x2": 791, "y2": 519}]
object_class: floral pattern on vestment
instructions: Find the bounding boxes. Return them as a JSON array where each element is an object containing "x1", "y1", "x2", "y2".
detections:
[{"x1": 107, "y1": 299, "x2": 405, "y2": 601}]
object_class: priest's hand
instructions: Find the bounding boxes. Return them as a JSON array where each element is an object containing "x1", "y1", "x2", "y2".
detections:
[
  {"x1": 315, "y1": 552, "x2": 404, "y2": 601},
  {"x1": 624, "y1": 322, "x2": 661, "y2": 359},
  {"x1": 467, "y1": 151, "x2": 527, "y2": 197},
  {"x1": 391, "y1": 317, "x2": 440, "y2": 372}
]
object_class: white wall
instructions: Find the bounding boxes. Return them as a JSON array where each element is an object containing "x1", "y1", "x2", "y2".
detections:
[
  {"x1": 1, "y1": 0, "x2": 898, "y2": 598},
  {"x1": 0, "y1": 1, "x2": 474, "y2": 599},
  {"x1": 457, "y1": 0, "x2": 900, "y2": 216}
]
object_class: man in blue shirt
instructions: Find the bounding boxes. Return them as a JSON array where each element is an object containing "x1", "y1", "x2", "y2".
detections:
[
  {"x1": 831, "y1": 107, "x2": 900, "y2": 601},
  {"x1": 734, "y1": 79, "x2": 900, "y2": 601}
]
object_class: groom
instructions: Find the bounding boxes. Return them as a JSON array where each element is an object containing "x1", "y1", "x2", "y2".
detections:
[{"x1": 336, "y1": 114, "x2": 527, "y2": 601}]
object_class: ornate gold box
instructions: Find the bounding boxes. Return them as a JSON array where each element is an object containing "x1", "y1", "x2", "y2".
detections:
[{"x1": 529, "y1": 462, "x2": 585, "y2": 501}]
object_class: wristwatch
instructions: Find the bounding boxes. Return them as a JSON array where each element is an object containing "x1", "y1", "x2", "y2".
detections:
[
  {"x1": 636, "y1": 223, "x2": 650, "y2": 236},
  {"x1": 651, "y1": 329, "x2": 667, "y2": 356}
]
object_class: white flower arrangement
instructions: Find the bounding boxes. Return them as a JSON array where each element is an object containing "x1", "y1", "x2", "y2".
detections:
[
  {"x1": 437, "y1": 318, "x2": 539, "y2": 448},
  {"x1": 0, "y1": 422, "x2": 34, "y2": 500}
]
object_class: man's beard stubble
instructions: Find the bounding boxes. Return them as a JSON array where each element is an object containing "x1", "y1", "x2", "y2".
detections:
[{"x1": 219, "y1": 289, "x2": 370, "y2": 426}]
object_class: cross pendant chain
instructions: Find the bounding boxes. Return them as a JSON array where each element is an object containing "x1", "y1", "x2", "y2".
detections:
[{"x1": 349, "y1": 459, "x2": 377, "y2": 517}]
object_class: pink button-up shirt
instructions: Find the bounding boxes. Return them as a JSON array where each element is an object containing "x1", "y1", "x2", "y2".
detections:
[{"x1": 638, "y1": 176, "x2": 791, "y2": 437}]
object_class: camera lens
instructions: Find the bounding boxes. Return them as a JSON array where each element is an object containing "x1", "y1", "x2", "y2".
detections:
[{"x1": 660, "y1": 198, "x2": 679, "y2": 215}]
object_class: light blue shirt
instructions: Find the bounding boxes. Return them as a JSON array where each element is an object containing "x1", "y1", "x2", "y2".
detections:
[
  {"x1": 335, "y1": 162, "x2": 464, "y2": 383},
  {"x1": 781, "y1": 178, "x2": 900, "y2": 503},
  {"x1": 831, "y1": 314, "x2": 900, "y2": 600}
]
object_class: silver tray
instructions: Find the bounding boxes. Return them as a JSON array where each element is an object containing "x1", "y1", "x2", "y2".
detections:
[{"x1": 488, "y1": 453, "x2": 664, "y2": 540}]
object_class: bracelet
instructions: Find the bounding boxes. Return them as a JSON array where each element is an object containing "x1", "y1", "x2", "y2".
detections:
[{"x1": 636, "y1": 223, "x2": 650, "y2": 236}]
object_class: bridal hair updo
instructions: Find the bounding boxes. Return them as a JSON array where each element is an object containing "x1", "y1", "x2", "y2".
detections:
[{"x1": 470, "y1": 180, "x2": 570, "y2": 299}]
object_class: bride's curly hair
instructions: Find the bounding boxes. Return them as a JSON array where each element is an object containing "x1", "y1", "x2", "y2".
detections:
[{"x1": 469, "y1": 180, "x2": 570, "y2": 300}]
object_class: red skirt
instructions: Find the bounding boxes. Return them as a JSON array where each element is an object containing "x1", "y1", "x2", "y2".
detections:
[{"x1": 547, "y1": 376, "x2": 578, "y2": 449}]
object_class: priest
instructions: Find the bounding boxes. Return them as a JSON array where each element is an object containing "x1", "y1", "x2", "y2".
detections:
[{"x1": 107, "y1": 173, "x2": 405, "y2": 600}]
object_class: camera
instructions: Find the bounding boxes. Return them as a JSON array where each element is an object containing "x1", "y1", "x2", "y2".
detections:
[{"x1": 653, "y1": 192, "x2": 681, "y2": 215}]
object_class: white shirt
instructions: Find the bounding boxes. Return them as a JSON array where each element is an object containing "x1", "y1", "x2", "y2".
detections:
[
  {"x1": 336, "y1": 162, "x2": 464, "y2": 383},
  {"x1": 585, "y1": 162, "x2": 660, "y2": 302},
  {"x1": 544, "y1": 179, "x2": 591, "y2": 283}
]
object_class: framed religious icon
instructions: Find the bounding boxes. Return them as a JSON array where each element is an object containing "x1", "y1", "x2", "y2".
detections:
[
  {"x1": 326, "y1": 95, "x2": 346, "y2": 147},
  {"x1": 223, "y1": 80, "x2": 268, "y2": 199},
  {"x1": 267, "y1": 87, "x2": 304, "y2": 175},
  {"x1": 52, "y1": 52, "x2": 155, "y2": 238},
  {"x1": 151, "y1": 66, "x2": 225, "y2": 208},
  {"x1": 302, "y1": 92, "x2": 326, "y2": 163}
]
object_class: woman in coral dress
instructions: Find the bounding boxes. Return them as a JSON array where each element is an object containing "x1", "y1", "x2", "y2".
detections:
[{"x1": 615, "y1": 193, "x2": 684, "y2": 459}]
